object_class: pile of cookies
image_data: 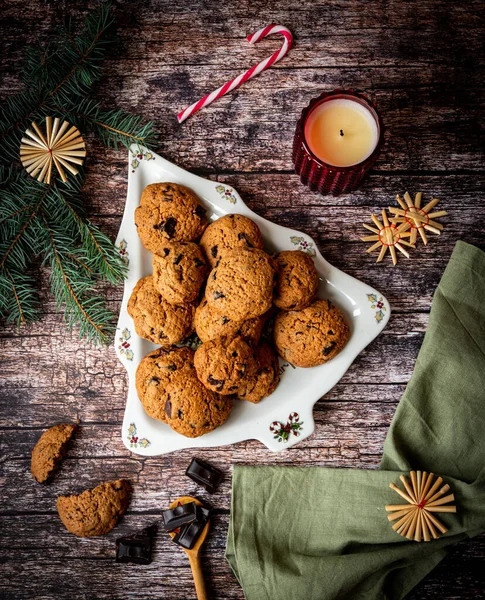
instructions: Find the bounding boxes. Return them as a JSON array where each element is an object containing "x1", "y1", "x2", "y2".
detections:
[{"x1": 130, "y1": 182, "x2": 350, "y2": 439}]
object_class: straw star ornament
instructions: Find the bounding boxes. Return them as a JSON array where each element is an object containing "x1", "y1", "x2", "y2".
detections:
[
  {"x1": 361, "y1": 208, "x2": 415, "y2": 266},
  {"x1": 386, "y1": 471, "x2": 456, "y2": 542},
  {"x1": 19, "y1": 117, "x2": 86, "y2": 185},
  {"x1": 388, "y1": 192, "x2": 447, "y2": 246}
]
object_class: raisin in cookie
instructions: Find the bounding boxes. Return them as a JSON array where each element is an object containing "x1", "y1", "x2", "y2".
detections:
[
  {"x1": 164, "y1": 373, "x2": 233, "y2": 438},
  {"x1": 274, "y1": 250, "x2": 319, "y2": 310},
  {"x1": 274, "y1": 299, "x2": 350, "y2": 368},
  {"x1": 128, "y1": 276, "x2": 194, "y2": 345},
  {"x1": 237, "y1": 343, "x2": 280, "y2": 404},
  {"x1": 136, "y1": 347, "x2": 196, "y2": 422},
  {"x1": 205, "y1": 248, "x2": 275, "y2": 320},
  {"x1": 200, "y1": 214, "x2": 264, "y2": 268},
  {"x1": 57, "y1": 480, "x2": 131, "y2": 537},
  {"x1": 135, "y1": 182, "x2": 207, "y2": 252},
  {"x1": 31, "y1": 423, "x2": 78, "y2": 484},
  {"x1": 152, "y1": 241, "x2": 207, "y2": 305},
  {"x1": 194, "y1": 298, "x2": 264, "y2": 345},
  {"x1": 194, "y1": 336, "x2": 257, "y2": 395}
]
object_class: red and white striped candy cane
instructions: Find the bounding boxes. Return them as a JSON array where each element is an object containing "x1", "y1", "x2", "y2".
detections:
[{"x1": 177, "y1": 24, "x2": 293, "y2": 124}]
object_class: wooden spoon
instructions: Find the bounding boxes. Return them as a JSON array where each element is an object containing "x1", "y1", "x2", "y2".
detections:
[{"x1": 169, "y1": 496, "x2": 210, "y2": 600}]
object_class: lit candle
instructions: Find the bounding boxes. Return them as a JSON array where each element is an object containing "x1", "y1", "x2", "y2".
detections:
[
  {"x1": 293, "y1": 90, "x2": 385, "y2": 195},
  {"x1": 304, "y1": 99, "x2": 379, "y2": 167}
]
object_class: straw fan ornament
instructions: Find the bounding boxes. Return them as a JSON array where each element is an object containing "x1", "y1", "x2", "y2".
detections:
[
  {"x1": 386, "y1": 471, "x2": 457, "y2": 542},
  {"x1": 388, "y1": 192, "x2": 447, "y2": 246},
  {"x1": 361, "y1": 208, "x2": 415, "y2": 266},
  {"x1": 19, "y1": 117, "x2": 86, "y2": 185}
]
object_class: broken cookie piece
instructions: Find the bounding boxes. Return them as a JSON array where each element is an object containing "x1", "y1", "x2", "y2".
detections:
[
  {"x1": 57, "y1": 479, "x2": 131, "y2": 537},
  {"x1": 31, "y1": 423, "x2": 78, "y2": 484}
]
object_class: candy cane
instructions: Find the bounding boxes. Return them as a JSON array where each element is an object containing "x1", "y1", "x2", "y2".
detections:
[{"x1": 177, "y1": 24, "x2": 293, "y2": 124}]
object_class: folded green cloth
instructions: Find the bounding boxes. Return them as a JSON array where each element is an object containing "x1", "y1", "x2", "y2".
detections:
[{"x1": 226, "y1": 241, "x2": 485, "y2": 600}]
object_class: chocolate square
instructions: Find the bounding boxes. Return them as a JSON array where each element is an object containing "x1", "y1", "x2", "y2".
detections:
[
  {"x1": 115, "y1": 524, "x2": 156, "y2": 565},
  {"x1": 162, "y1": 501, "x2": 197, "y2": 532},
  {"x1": 185, "y1": 458, "x2": 223, "y2": 494}
]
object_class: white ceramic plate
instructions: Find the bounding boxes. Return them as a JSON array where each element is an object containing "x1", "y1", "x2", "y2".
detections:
[{"x1": 115, "y1": 145, "x2": 390, "y2": 455}]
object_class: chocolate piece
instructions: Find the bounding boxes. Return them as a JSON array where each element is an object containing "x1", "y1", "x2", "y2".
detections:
[
  {"x1": 185, "y1": 458, "x2": 223, "y2": 494},
  {"x1": 195, "y1": 204, "x2": 206, "y2": 218},
  {"x1": 172, "y1": 517, "x2": 207, "y2": 550},
  {"x1": 163, "y1": 217, "x2": 177, "y2": 238},
  {"x1": 161, "y1": 501, "x2": 197, "y2": 532},
  {"x1": 115, "y1": 524, "x2": 156, "y2": 565},
  {"x1": 196, "y1": 505, "x2": 210, "y2": 524}
]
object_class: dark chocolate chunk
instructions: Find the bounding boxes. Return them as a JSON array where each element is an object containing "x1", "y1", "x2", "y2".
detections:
[
  {"x1": 231, "y1": 351, "x2": 238, "y2": 357},
  {"x1": 195, "y1": 204, "x2": 206, "y2": 218},
  {"x1": 162, "y1": 502, "x2": 197, "y2": 532},
  {"x1": 197, "y1": 505, "x2": 211, "y2": 524},
  {"x1": 173, "y1": 254, "x2": 183, "y2": 265},
  {"x1": 177, "y1": 409, "x2": 184, "y2": 419},
  {"x1": 116, "y1": 524, "x2": 156, "y2": 565},
  {"x1": 327, "y1": 329, "x2": 335, "y2": 335},
  {"x1": 172, "y1": 520, "x2": 206, "y2": 550},
  {"x1": 194, "y1": 258, "x2": 205, "y2": 268},
  {"x1": 211, "y1": 245, "x2": 218, "y2": 258},
  {"x1": 221, "y1": 316, "x2": 230, "y2": 325},
  {"x1": 185, "y1": 458, "x2": 223, "y2": 494},
  {"x1": 163, "y1": 217, "x2": 177, "y2": 238},
  {"x1": 148, "y1": 377, "x2": 160, "y2": 385},
  {"x1": 212, "y1": 291, "x2": 225, "y2": 300},
  {"x1": 163, "y1": 247, "x2": 171, "y2": 257},
  {"x1": 207, "y1": 375, "x2": 224, "y2": 391},
  {"x1": 322, "y1": 342, "x2": 336, "y2": 356},
  {"x1": 237, "y1": 232, "x2": 253, "y2": 247},
  {"x1": 164, "y1": 397, "x2": 172, "y2": 418}
]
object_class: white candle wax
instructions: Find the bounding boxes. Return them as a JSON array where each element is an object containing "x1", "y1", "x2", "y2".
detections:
[{"x1": 304, "y1": 98, "x2": 379, "y2": 167}]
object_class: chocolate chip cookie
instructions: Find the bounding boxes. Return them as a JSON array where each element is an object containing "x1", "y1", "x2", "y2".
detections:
[
  {"x1": 274, "y1": 299, "x2": 350, "y2": 367},
  {"x1": 57, "y1": 480, "x2": 131, "y2": 537},
  {"x1": 237, "y1": 343, "x2": 280, "y2": 404},
  {"x1": 135, "y1": 182, "x2": 207, "y2": 252},
  {"x1": 31, "y1": 423, "x2": 78, "y2": 484},
  {"x1": 205, "y1": 248, "x2": 276, "y2": 320},
  {"x1": 194, "y1": 298, "x2": 264, "y2": 345},
  {"x1": 128, "y1": 276, "x2": 195, "y2": 345},
  {"x1": 164, "y1": 373, "x2": 233, "y2": 438},
  {"x1": 274, "y1": 250, "x2": 319, "y2": 310},
  {"x1": 136, "y1": 347, "x2": 196, "y2": 422},
  {"x1": 200, "y1": 214, "x2": 264, "y2": 268},
  {"x1": 152, "y1": 241, "x2": 207, "y2": 305},
  {"x1": 194, "y1": 336, "x2": 257, "y2": 395}
]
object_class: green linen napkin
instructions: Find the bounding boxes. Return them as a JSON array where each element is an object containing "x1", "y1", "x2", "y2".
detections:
[{"x1": 226, "y1": 241, "x2": 485, "y2": 600}]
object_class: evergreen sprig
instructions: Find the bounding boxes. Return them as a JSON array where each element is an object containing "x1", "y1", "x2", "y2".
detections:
[{"x1": 0, "y1": 2, "x2": 156, "y2": 344}]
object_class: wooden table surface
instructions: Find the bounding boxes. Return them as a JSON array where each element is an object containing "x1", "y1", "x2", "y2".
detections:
[{"x1": 1, "y1": 1, "x2": 485, "y2": 598}]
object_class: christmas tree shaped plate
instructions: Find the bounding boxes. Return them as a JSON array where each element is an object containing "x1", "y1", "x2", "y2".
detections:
[{"x1": 115, "y1": 145, "x2": 390, "y2": 455}]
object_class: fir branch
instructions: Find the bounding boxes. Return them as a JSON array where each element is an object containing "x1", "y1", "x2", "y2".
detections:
[
  {"x1": 41, "y1": 211, "x2": 116, "y2": 345},
  {"x1": 0, "y1": 2, "x2": 156, "y2": 343},
  {"x1": 57, "y1": 98, "x2": 157, "y2": 150},
  {"x1": 49, "y1": 182, "x2": 127, "y2": 283},
  {"x1": 0, "y1": 267, "x2": 40, "y2": 326}
]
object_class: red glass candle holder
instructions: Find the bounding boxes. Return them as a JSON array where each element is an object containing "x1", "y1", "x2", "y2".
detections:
[{"x1": 292, "y1": 90, "x2": 385, "y2": 195}]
